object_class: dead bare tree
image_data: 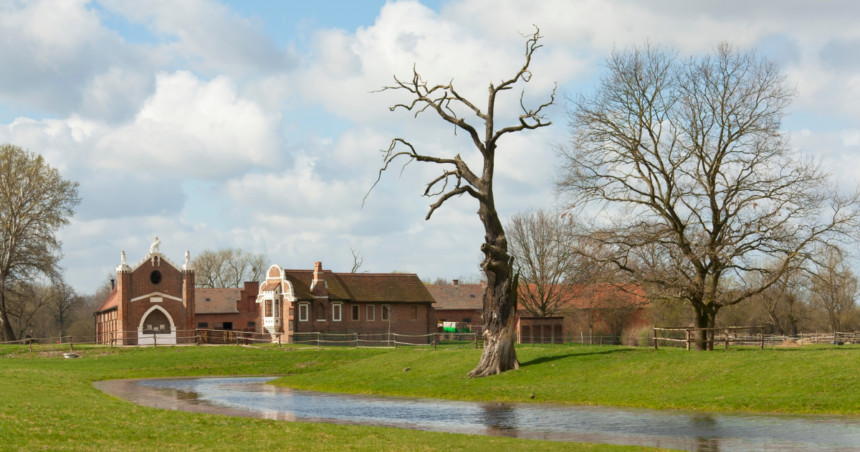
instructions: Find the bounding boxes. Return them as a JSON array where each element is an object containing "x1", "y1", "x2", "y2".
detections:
[
  {"x1": 366, "y1": 27, "x2": 555, "y2": 376},
  {"x1": 507, "y1": 208, "x2": 577, "y2": 317},
  {"x1": 556, "y1": 43, "x2": 860, "y2": 350}
]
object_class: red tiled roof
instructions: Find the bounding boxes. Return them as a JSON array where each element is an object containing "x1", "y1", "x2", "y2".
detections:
[
  {"x1": 426, "y1": 285, "x2": 484, "y2": 310},
  {"x1": 195, "y1": 288, "x2": 241, "y2": 314},
  {"x1": 281, "y1": 270, "x2": 435, "y2": 303},
  {"x1": 426, "y1": 283, "x2": 647, "y2": 312},
  {"x1": 95, "y1": 287, "x2": 118, "y2": 312}
]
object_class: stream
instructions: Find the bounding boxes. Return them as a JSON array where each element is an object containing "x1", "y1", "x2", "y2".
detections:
[{"x1": 95, "y1": 376, "x2": 860, "y2": 452}]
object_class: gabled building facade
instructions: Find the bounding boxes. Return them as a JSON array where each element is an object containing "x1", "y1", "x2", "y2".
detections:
[
  {"x1": 95, "y1": 239, "x2": 437, "y2": 345},
  {"x1": 258, "y1": 262, "x2": 437, "y2": 342}
]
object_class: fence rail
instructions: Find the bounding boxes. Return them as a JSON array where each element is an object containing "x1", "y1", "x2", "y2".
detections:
[{"x1": 4, "y1": 328, "x2": 860, "y2": 352}]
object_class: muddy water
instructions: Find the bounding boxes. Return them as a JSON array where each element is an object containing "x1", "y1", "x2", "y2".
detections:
[{"x1": 95, "y1": 377, "x2": 860, "y2": 452}]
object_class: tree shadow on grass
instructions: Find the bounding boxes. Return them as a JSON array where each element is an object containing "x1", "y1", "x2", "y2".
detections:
[{"x1": 519, "y1": 348, "x2": 635, "y2": 367}]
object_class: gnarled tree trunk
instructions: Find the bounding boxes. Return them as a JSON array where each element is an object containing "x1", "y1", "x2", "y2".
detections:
[{"x1": 469, "y1": 204, "x2": 519, "y2": 377}]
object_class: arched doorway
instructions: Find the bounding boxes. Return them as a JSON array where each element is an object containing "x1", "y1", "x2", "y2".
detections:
[{"x1": 138, "y1": 305, "x2": 177, "y2": 345}]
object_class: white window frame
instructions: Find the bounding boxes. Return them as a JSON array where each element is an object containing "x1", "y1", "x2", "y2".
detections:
[
  {"x1": 382, "y1": 304, "x2": 391, "y2": 321},
  {"x1": 298, "y1": 303, "x2": 309, "y2": 322},
  {"x1": 316, "y1": 303, "x2": 326, "y2": 322},
  {"x1": 367, "y1": 305, "x2": 375, "y2": 321},
  {"x1": 332, "y1": 303, "x2": 342, "y2": 322}
]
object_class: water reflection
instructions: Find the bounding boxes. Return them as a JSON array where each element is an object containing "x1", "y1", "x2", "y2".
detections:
[
  {"x1": 480, "y1": 404, "x2": 517, "y2": 434},
  {"x1": 95, "y1": 377, "x2": 860, "y2": 452}
]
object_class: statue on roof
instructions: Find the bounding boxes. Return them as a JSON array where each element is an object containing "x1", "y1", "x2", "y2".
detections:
[
  {"x1": 150, "y1": 236, "x2": 161, "y2": 255},
  {"x1": 184, "y1": 250, "x2": 190, "y2": 266},
  {"x1": 121, "y1": 251, "x2": 127, "y2": 266}
]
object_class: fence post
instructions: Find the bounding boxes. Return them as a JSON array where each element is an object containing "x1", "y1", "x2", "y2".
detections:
[
  {"x1": 433, "y1": 333, "x2": 437, "y2": 350},
  {"x1": 474, "y1": 333, "x2": 478, "y2": 349},
  {"x1": 395, "y1": 333, "x2": 398, "y2": 350},
  {"x1": 685, "y1": 328, "x2": 690, "y2": 351},
  {"x1": 69, "y1": 336, "x2": 74, "y2": 352},
  {"x1": 354, "y1": 332, "x2": 358, "y2": 348},
  {"x1": 653, "y1": 328, "x2": 658, "y2": 350},
  {"x1": 760, "y1": 327, "x2": 765, "y2": 350},
  {"x1": 153, "y1": 333, "x2": 157, "y2": 348},
  {"x1": 724, "y1": 329, "x2": 729, "y2": 350},
  {"x1": 317, "y1": 332, "x2": 321, "y2": 349},
  {"x1": 551, "y1": 328, "x2": 554, "y2": 348}
]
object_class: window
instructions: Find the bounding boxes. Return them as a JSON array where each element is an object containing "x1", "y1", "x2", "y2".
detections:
[
  {"x1": 367, "y1": 305, "x2": 375, "y2": 321},
  {"x1": 223, "y1": 322, "x2": 233, "y2": 330},
  {"x1": 411, "y1": 306, "x2": 418, "y2": 320},
  {"x1": 317, "y1": 303, "x2": 325, "y2": 321},
  {"x1": 214, "y1": 322, "x2": 223, "y2": 329},
  {"x1": 299, "y1": 304, "x2": 309, "y2": 322},
  {"x1": 150, "y1": 270, "x2": 162, "y2": 285},
  {"x1": 463, "y1": 318, "x2": 472, "y2": 323},
  {"x1": 247, "y1": 321, "x2": 256, "y2": 328},
  {"x1": 333, "y1": 304, "x2": 342, "y2": 322},
  {"x1": 382, "y1": 305, "x2": 390, "y2": 321},
  {"x1": 265, "y1": 300, "x2": 273, "y2": 317},
  {"x1": 352, "y1": 305, "x2": 359, "y2": 321},
  {"x1": 274, "y1": 299, "x2": 280, "y2": 318}
]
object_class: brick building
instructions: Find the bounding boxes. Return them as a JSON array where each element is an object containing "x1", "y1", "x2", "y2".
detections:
[
  {"x1": 258, "y1": 263, "x2": 437, "y2": 342},
  {"x1": 425, "y1": 281, "x2": 650, "y2": 343},
  {"x1": 195, "y1": 283, "x2": 260, "y2": 332},
  {"x1": 94, "y1": 238, "x2": 196, "y2": 345},
  {"x1": 426, "y1": 280, "x2": 484, "y2": 331},
  {"x1": 95, "y1": 239, "x2": 437, "y2": 345}
]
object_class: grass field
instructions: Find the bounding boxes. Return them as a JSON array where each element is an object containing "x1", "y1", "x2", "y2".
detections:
[
  {"x1": 0, "y1": 344, "x2": 670, "y2": 452},
  {"x1": 275, "y1": 343, "x2": 860, "y2": 415}
]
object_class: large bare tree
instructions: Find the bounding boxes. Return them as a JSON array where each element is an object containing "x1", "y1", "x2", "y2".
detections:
[
  {"x1": 507, "y1": 208, "x2": 577, "y2": 317},
  {"x1": 556, "y1": 43, "x2": 860, "y2": 350},
  {"x1": 367, "y1": 28, "x2": 555, "y2": 376},
  {"x1": 0, "y1": 144, "x2": 80, "y2": 341}
]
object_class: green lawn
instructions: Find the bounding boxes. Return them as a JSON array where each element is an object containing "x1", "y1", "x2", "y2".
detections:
[
  {"x1": 275, "y1": 343, "x2": 860, "y2": 415},
  {"x1": 0, "y1": 344, "x2": 669, "y2": 452}
]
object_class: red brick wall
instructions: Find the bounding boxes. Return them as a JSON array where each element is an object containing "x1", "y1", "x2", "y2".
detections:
[
  {"x1": 291, "y1": 300, "x2": 435, "y2": 336},
  {"x1": 194, "y1": 281, "x2": 261, "y2": 332}
]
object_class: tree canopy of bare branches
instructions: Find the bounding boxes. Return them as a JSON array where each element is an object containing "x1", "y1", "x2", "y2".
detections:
[
  {"x1": 192, "y1": 248, "x2": 267, "y2": 288},
  {"x1": 366, "y1": 27, "x2": 555, "y2": 376},
  {"x1": 0, "y1": 144, "x2": 80, "y2": 341},
  {"x1": 809, "y1": 248, "x2": 859, "y2": 333},
  {"x1": 556, "y1": 43, "x2": 860, "y2": 350},
  {"x1": 507, "y1": 208, "x2": 577, "y2": 317}
]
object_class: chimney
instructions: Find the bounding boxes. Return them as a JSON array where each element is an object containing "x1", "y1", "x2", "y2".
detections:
[
  {"x1": 111, "y1": 279, "x2": 115, "y2": 290},
  {"x1": 313, "y1": 261, "x2": 323, "y2": 281},
  {"x1": 452, "y1": 279, "x2": 459, "y2": 286},
  {"x1": 311, "y1": 261, "x2": 328, "y2": 296}
]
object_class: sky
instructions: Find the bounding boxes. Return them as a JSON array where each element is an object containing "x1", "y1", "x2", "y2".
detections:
[{"x1": 1, "y1": 0, "x2": 860, "y2": 293}]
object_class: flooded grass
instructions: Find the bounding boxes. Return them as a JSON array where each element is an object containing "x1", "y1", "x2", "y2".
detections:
[
  {"x1": 0, "y1": 345, "x2": 668, "y2": 451},
  {"x1": 274, "y1": 344, "x2": 860, "y2": 415}
]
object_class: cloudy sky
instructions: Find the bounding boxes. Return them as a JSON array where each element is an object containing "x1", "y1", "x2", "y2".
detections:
[{"x1": 1, "y1": 0, "x2": 859, "y2": 292}]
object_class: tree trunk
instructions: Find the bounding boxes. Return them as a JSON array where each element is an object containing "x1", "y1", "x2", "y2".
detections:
[
  {"x1": 468, "y1": 205, "x2": 520, "y2": 377},
  {"x1": 0, "y1": 291, "x2": 15, "y2": 342}
]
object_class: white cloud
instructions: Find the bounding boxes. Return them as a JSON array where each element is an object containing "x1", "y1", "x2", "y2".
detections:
[{"x1": 6, "y1": 0, "x2": 860, "y2": 292}]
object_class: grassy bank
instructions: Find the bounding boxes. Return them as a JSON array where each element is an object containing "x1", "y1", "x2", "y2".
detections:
[
  {"x1": 274, "y1": 344, "x2": 860, "y2": 415},
  {"x1": 0, "y1": 345, "x2": 668, "y2": 452}
]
